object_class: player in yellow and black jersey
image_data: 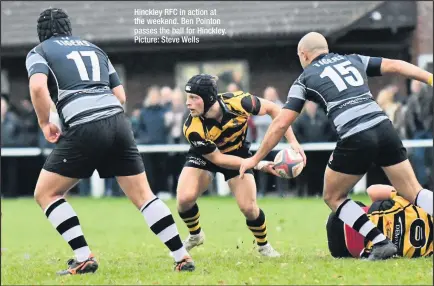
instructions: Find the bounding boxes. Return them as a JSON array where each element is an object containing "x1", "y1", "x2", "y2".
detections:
[
  {"x1": 176, "y1": 74, "x2": 306, "y2": 257},
  {"x1": 327, "y1": 184, "x2": 433, "y2": 259}
]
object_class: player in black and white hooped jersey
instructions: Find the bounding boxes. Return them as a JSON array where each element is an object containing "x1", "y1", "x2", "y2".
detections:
[
  {"x1": 26, "y1": 8, "x2": 195, "y2": 275},
  {"x1": 240, "y1": 32, "x2": 433, "y2": 261}
]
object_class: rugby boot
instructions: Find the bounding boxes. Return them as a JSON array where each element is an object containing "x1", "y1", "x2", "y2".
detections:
[
  {"x1": 56, "y1": 253, "x2": 98, "y2": 275},
  {"x1": 174, "y1": 255, "x2": 195, "y2": 272},
  {"x1": 183, "y1": 230, "x2": 205, "y2": 252},
  {"x1": 367, "y1": 239, "x2": 397, "y2": 261},
  {"x1": 258, "y1": 243, "x2": 281, "y2": 257}
]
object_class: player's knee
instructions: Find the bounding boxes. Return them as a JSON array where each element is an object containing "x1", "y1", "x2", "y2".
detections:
[
  {"x1": 177, "y1": 192, "x2": 197, "y2": 211},
  {"x1": 322, "y1": 190, "x2": 332, "y2": 204},
  {"x1": 33, "y1": 188, "x2": 42, "y2": 203},
  {"x1": 33, "y1": 187, "x2": 49, "y2": 206},
  {"x1": 239, "y1": 202, "x2": 258, "y2": 219},
  {"x1": 323, "y1": 190, "x2": 340, "y2": 209}
]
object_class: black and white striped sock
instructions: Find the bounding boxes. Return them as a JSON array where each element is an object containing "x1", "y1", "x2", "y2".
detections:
[
  {"x1": 415, "y1": 189, "x2": 433, "y2": 216},
  {"x1": 140, "y1": 196, "x2": 188, "y2": 262},
  {"x1": 44, "y1": 198, "x2": 91, "y2": 262},
  {"x1": 336, "y1": 199, "x2": 386, "y2": 245}
]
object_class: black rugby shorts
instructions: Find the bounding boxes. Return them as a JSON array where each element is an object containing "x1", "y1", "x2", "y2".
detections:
[
  {"x1": 328, "y1": 120, "x2": 407, "y2": 175},
  {"x1": 43, "y1": 112, "x2": 145, "y2": 178}
]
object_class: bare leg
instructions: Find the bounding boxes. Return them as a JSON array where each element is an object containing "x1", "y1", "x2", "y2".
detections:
[
  {"x1": 34, "y1": 170, "x2": 96, "y2": 274},
  {"x1": 382, "y1": 159, "x2": 432, "y2": 215},
  {"x1": 116, "y1": 171, "x2": 194, "y2": 270}
]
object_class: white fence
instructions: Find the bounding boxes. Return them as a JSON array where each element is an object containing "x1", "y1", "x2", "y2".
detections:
[{"x1": 2, "y1": 139, "x2": 432, "y2": 197}]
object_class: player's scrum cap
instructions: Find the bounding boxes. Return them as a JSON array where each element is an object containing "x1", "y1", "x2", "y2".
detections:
[
  {"x1": 37, "y1": 8, "x2": 72, "y2": 43},
  {"x1": 185, "y1": 74, "x2": 218, "y2": 114}
]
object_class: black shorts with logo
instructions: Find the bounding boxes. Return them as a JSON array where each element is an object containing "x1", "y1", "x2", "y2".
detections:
[
  {"x1": 43, "y1": 112, "x2": 145, "y2": 179},
  {"x1": 184, "y1": 147, "x2": 253, "y2": 181},
  {"x1": 328, "y1": 120, "x2": 407, "y2": 175}
]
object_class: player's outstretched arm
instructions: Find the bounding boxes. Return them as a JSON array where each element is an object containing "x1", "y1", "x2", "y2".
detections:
[
  {"x1": 366, "y1": 184, "x2": 395, "y2": 202},
  {"x1": 257, "y1": 98, "x2": 299, "y2": 144},
  {"x1": 381, "y1": 58, "x2": 433, "y2": 86},
  {"x1": 239, "y1": 109, "x2": 298, "y2": 178},
  {"x1": 202, "y1": 149, "x2": 244, "y2": 170},
  {"x1": 203, "y1": 149, "x2": 280, "y2": 176},
  {"x1": 257, "y1": 98, "x2": 306, "y2": 165},
  {"x1": 254, "y1": 109, "x2": 298, "y2": 162}
]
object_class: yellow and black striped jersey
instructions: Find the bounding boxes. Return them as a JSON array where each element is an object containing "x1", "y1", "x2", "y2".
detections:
[
  {"x1": 183, "y1": 91, "x2": 261, "y2": 155},
  {"x1": 365, "y1": 191, "x2": 433, "y2": 258}
]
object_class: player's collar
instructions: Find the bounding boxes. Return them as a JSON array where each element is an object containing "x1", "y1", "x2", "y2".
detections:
[{"x1": 311, "y1": 53, "x2": 328, "y2": 63}]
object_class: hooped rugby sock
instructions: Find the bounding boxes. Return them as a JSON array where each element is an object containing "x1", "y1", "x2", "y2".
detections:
[
  {"x1": 246, "y1": 209, "x2": 268, "y2": 246},
  {"x1": 178, "y1": 203, "x2": 202, "y2": 235},
  {"x1": 415, "y1": 189, "x2": 433, "y2": 216},
  {"x1": 140, "y1": 196, "x2": 188, "y2": 262},
  {"x1": 44, "y1": 198, "x2": 91, "y2": 262},
  {"x1": 336, "y1": 199, "x2": 386, "y2": 245}
]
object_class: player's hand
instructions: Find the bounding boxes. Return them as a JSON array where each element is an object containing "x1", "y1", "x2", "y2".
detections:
[
  {"x1": 291, "y1": 141, "x2": 307, "y2": 167},
  {"x1": 254, "y1": 161, "x2": 280, "y2": 177},
  {"x1": 239, "y1": 157, "x2": 260, "y2": 179},
  {"x1": 41, "y1": 123, "x2": 61, "y2": 143}
]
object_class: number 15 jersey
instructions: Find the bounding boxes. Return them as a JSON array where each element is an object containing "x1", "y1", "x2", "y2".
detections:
[
  {"x1": 284, "y1": 53, "x2": 387, "y2": 140},
  {"x1": 25, "y1": 36, "x2": 123, "y2": 129}
]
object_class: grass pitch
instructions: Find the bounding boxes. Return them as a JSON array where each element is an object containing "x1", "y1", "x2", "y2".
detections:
[{"x1": 1, "y1": 195, "x2": 432, "y2": 285}]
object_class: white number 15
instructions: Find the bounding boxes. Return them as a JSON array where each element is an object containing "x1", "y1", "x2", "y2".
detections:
[{"x1": 320, "y1": 60, "x2": 364, "y2": 92}]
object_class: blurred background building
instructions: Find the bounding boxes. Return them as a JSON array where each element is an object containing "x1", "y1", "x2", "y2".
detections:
[{"x1": 1, "y1": 1, "x2": 433, "y2": 198}]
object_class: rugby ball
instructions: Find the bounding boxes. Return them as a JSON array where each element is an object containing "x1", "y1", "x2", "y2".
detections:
[{"x1": 273, "y1": 147, "x2": 304, "y2": 179}]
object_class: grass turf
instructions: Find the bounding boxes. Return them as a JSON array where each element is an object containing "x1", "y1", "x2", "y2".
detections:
[{"x1": 1, "y1": 195, "x2": 432, "y2": 285}]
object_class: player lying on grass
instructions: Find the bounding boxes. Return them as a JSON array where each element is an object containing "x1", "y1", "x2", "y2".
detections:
[
  {"x1": 26, "y1": 8, "x2": 194, "y2": 275},
  {"x1": 176, "y1": 74, "x2": 306, "y2": 257},
  {"x1": 327, "y1": 184, "x2": 433, "y2": 259},
  {"x1": 239, "y1": 31, "x2": 433, "y2": 261}
]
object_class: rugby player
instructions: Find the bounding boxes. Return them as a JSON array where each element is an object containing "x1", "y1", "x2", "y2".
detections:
[
  {"x1": 177, "y1": 74, "x2": 306, "y2": 257},
  {"x1": 26, "y1": 8, "x2": 194, "y2": 274},
  {"x1": 239, "y1": 32, "x2": 433, "y2": 260},
  {"x1": 327, "y1": 184, "x2": 433, "y2": 259}
]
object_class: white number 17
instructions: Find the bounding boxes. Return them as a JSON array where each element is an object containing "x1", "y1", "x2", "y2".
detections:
[
  {"x1": 320, "y1": 61, "x2": 364, "y2": 92},
  {"x1": 66, "y1": 51, "x2": 101, "y2": 81}
]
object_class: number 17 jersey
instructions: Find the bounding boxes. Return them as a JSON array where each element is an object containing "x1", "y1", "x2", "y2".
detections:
[
  {"x1": 284, "y1": 53, "x2": 387, "y2": 140},
  {"x1": 25, "y1": 36, "x2": 123, "y2": 129}
]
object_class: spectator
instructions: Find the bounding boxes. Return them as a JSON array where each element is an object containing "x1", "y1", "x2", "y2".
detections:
[
  {"x1": 165, "y1": 88, "x2": 188, "y2": 195},
  {"x1": 292, "y1": 101, "x2": 336, "y2": 143},
  {"x1": 217, "y1": 70, "x2": 244, "y2": 91},
  {"x1": 16, "y1": 97, "x2": 39, "y2": 147},
  {"x1": 377, "y1": 86, "x2": 400, "y2": 117},
  {"x1": 227, "y1": 82, "x2": 240, "y2": 92},
  {"x1": 165, "y1": 88, "x2": 187, "y2": 144},
  {"x1": 1, "y1": 94, "x2": 20, "y2": 197},
  {"x1": 253, "y1": 87, "x2": 284, "y2": 142},
  {"x1": 130, "y1": 103, "x2": 142, "y2": 139},
  {"x1": 160, "y1": 86, "x2": 173, "y2": 111},
  {"x1": 136, "y1": 86, "x2": 168, "y2": 144},
  {"x1": 292, "y1": 101, "x2": 336, "y2": 196},
  {"x1": 388, "y1": 84, "x2": 407, "y2": 105},
  {"x1": 1, "y1": 95, "x2": 20, "y2": 147},
  {"x1": 137, "y1": 86, "x2": 169, "y2": 194},
  {"x1": 405, "y1": 82, "x2": 433, "y2": 188},
  {"x1": 377, "y1": 86, "x2": 408, "y2": 140},
  {"x1": 253, "y1": 87, "x2": 287, "y2": 196}
]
